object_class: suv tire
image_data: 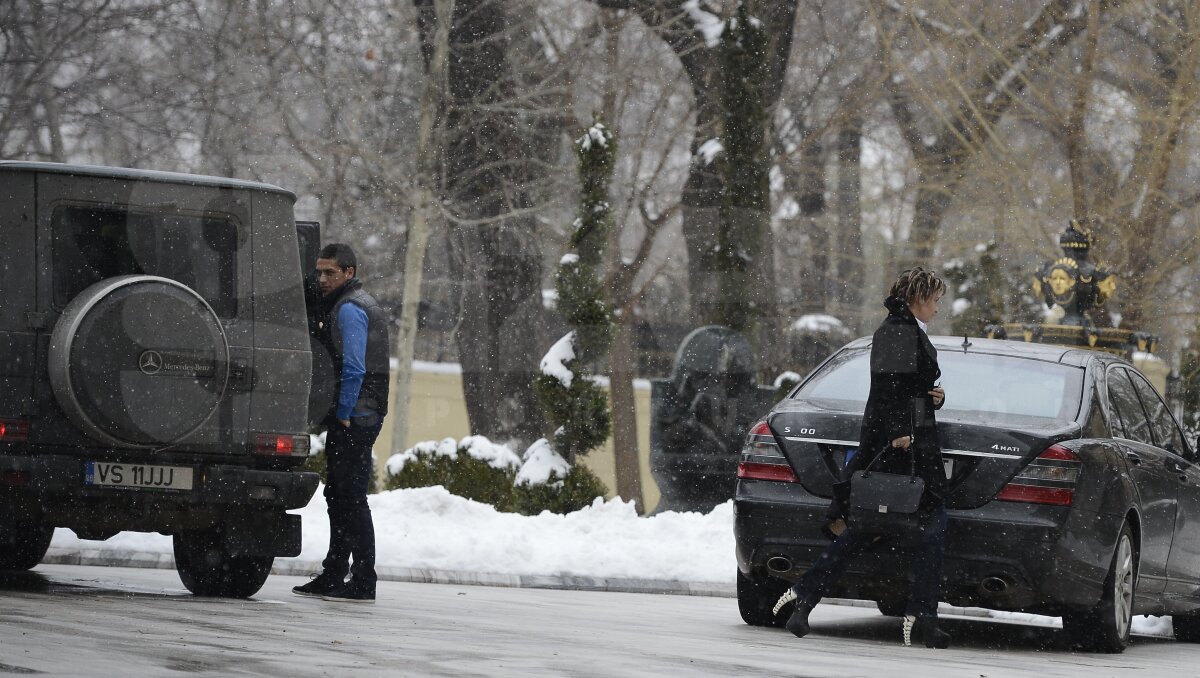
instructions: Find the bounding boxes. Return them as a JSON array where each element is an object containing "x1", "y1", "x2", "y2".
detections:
[
  {"x1": 0, "y1": 518, "x2": 53, "y2": 571},
  {"x1": 173, "y1": 529, "x2": 273, "y2": 598}
]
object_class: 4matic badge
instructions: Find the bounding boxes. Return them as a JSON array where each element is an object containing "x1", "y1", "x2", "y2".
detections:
[{"x1": 992, "y1": 443, "x2": 1021, "y2": 453}]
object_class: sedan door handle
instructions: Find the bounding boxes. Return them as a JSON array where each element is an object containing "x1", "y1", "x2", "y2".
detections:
[{"x1": 1126, "y1": 452, "x2": 1142, "y2": 466}]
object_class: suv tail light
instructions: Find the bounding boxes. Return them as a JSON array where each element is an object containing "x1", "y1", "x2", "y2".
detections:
[
  {"x1": 737, "y1": 421, "x2": 797, "y2": 483},
  {"x1": 252, "y1": 433, "x2": 311, "y2": 457},
  {"x1": 0, "y1": 418, "x2": 30, "y2": 442},
  {"x1": 996, "y1": 444, "x2": 1080, "y2": 506}
]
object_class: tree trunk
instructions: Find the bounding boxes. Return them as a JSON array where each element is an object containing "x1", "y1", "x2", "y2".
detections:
[
  {"x1": 609, "y1": 306, "x2": 643, "y2": 512},
  {"x1": 422, "y1": 0, "x2": 547, "y2": 446},
  {"x1": 834, "y1": 116, "x2": 863, "y2": 333},
  {"x1": 392, "y1": 0, "x2": 453, "y2": 454}
]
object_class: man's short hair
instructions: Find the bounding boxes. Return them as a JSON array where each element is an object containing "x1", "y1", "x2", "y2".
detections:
[{"x1": 318, "y1": 243, "x2": 357, "y2": 271}]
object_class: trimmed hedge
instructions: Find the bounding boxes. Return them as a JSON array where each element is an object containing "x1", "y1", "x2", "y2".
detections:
[{"x1": 382, "y1": 437, "x2": 609, "y2": 515}]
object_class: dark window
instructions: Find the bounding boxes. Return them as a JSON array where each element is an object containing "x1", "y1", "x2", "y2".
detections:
[
  {"x1": 1106, "y1": 368, "x2": 1153, "y2": 445},
  {"x1": 51, "y1": 205, "x2": 238, "y2": 318},
  {"x1": 794, "y1": 349, "x2": 1084, "y2": 427},
  {"x1": 1128, "y1": 370, "x2": 1188, "y2": 456}
]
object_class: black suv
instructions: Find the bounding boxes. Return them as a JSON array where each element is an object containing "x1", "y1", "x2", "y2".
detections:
[{"x1": 0, "y1": 162, "x2": 319, "y2": 597}]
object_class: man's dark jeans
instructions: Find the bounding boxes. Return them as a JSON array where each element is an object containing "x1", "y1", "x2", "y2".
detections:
[
  {"x1": 791, "y1": 501, "x2": 947, "y2": 618},
  {"x1": 322, "y1": 418, "x2": 383, "y2": 586}
]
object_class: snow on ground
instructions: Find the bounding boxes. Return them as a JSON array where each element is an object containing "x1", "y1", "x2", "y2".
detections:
[
  {"x1": 48, "y1": 485, "x2": 1174, "y2": 637},
  {"x1": 49, "y1": 486, "x2": 734, "y2": 584}
]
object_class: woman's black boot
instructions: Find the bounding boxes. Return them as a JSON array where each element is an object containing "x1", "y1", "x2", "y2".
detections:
[
  {"x1": 773, "y1": 589, "x2": 815, "y2": 638},
  {"x1": 902, "y1": 615, "x2": 951, "y2": 648}
]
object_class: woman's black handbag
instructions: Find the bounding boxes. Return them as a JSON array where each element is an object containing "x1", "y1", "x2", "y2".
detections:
[{"x1": 847, "y1": 446, "x2": 925, "y2": 536}]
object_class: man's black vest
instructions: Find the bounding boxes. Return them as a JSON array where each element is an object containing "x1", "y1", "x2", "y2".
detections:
[{"x1": 322, "y1": 277, "x2": 390, "y2": 418}]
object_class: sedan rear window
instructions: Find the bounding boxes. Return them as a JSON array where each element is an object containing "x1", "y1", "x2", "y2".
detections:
[{"x1": 795, "y1": 348, "x2": 1083, "y2": 426}]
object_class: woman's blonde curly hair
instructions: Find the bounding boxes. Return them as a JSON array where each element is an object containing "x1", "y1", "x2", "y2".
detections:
[{"x1": 889, "y1": 266, "x2": 946, "y2": 306}]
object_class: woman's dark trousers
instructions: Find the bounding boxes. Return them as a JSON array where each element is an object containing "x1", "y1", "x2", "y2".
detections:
[
  {"x1": 790, "y1": 502, "x2": 947, "y2": 617},
  {"x1": 322, "y1": 420, "x2": 383, "y2": 586}
]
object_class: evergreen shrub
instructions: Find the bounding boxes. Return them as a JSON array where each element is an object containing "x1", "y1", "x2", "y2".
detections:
[{"x1": 382, "y1": 437, "x2": 610, "y2": 515}]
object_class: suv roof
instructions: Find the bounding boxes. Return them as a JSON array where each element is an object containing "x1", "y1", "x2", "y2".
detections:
[{"x1": 0, "y1": 161, "x2": 295, "y2": 200}]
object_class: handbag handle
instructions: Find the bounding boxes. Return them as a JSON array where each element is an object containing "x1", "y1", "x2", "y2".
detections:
[
  {"x1": 860, "y1": 444, "x2": 917, "y2": 479},
  {"x1": 862, "y1": 404, "x2": 918, "y2": 480}
]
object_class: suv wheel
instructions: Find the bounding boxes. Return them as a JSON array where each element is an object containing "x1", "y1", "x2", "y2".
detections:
[
  {"x1": 736, "y1": 569, "x2": 790, "y2": 627},
  {"x1": 173, "y1": 530, "x2": 273, "y2": 598},
  {"x1": 0, "y1": 518, "x2": 53, "y2": 571},
  {"x1": 1062, "y1": 523, "x2": 1136, "y2": 653}
]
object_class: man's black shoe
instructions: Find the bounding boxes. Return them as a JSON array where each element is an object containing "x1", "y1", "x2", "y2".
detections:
[
  {"x1": 292, "y1": 572, "x2": 343, "y2": 598},
  {"x1": 321, "y1": 579, "x2": 376, "y2": 604}
]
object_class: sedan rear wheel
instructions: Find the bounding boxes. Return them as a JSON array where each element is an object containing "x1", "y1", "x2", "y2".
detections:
[
  {"x1": 736, "y1": 569, "x2": 790, "y2": 628},
  {"x1": 1062, "y1": 524, "x2": 1135, "y2": 653}
]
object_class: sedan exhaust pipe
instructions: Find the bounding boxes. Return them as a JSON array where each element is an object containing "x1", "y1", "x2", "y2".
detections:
[{"x1": 766, "y1": 556, "x2": 793, "y2": 573}]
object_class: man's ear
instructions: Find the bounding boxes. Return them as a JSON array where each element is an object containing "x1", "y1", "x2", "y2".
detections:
[{"x1": 346, "y1": 266, "x2": 357, "y2": 279}]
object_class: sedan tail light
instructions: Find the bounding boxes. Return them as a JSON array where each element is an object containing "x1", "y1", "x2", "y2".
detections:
[
  {"x1": 996, "y1": 444, "x2": 1080, "y2": 506},
  {"x1": 737, "y1": 421, "x2": 798, "y2": 483}
]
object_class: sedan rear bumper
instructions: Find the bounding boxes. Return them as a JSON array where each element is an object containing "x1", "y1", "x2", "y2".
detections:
[{"x1": 735, "y1": 479, "x2": 1111, "y2": 614}]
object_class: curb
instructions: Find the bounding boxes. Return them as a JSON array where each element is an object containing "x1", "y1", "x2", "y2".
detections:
[
  {"x1": 42, "y1": 548, "x2": 735, "y2": 598},
  {"x1": 41, "y1": 548, "x2": 994, "y2": 618}
]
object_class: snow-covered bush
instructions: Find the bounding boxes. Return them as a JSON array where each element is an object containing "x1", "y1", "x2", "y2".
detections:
[
  {"x1": 383, "y1": 436, "x2": 608, "y2": 515},
  {"x1": 383, "y1": 436, "x2": 520, "y2": 508},
  {"x1": 533, "y1": 121, "x2": 616, "y2": 463},
  {"x1": 509, "y1": 439, "x2": 609, "y2": 515},
  {"x1": 786, "y1": 314, "x2": 852, "y2": 376}
]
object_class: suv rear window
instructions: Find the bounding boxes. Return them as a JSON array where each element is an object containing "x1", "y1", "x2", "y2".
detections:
[
  {"x1": 51, "y1": 205, "x2": 239, "y2": 317},
  {"x1": 794, "y1": 348, "x2": 1083, "y2": 426}
]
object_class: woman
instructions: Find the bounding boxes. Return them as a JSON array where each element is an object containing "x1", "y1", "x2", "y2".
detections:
[{"x1": 773, "y1": 266, "x2": 951, "y2": 648}]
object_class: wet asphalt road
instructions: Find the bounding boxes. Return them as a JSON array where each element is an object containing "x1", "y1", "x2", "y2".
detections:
[{"x1": 2, "y1": 564, "x2": 1199, "y2": 677}]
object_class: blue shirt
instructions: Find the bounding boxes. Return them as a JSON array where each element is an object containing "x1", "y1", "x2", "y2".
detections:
[{"x1": 336, "y1": 302, "x2": 369, "y2": 420}]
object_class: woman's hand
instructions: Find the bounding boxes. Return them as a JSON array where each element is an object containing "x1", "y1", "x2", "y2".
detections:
[
  {"x1": 929, "y1": 386, "x2": 945, "y2": 407},
  {"x1": 892, "y1": 435, "x2": 912, "y2": 449}
]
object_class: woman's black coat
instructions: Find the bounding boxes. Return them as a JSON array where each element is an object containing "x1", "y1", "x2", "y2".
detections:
[{"x1": 840, "y1": 296, "x2": 947, "y2": 511}]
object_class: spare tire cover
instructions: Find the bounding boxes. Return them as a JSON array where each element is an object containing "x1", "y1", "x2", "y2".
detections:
[{"x1": 48, "y1": 275, "x2": 230, "y2": 447}]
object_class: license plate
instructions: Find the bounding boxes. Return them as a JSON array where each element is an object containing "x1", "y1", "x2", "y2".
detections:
[
  {"x1": 943, "y1": 458, "x2": 955, "y2": 478},
  {"x1": 85, "y1": 462, "x2": 194, "y2": 490}
]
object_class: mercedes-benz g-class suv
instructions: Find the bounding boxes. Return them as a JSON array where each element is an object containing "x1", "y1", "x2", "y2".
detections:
[{"x1": 0, "y1": 162, "x2": 320, "y2": 598}]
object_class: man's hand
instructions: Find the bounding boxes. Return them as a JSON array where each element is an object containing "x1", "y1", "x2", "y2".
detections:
[
  {"x1": 892, "y1": 435, "x2": 912, "y2": 449},
  {"x1": 339, "y1": 418, "x2": 350, "y2": 428}
]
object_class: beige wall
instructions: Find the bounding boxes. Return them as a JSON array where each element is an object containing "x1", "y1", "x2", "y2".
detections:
[{"x1": 373, "y1": 364, "x2": 661, "y2": 512}]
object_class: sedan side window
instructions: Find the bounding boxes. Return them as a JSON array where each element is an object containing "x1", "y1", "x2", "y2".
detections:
[
  {"x1": 1106, "y1": 368, "x2": 1154, "y2": 445},
  {"x1": 1128, "y1": 370, "x2": 1189, "y2": 457}
]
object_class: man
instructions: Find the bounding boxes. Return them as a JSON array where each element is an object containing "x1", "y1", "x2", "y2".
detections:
[{"x1": 293, "y1": 243, "x2": 390, "y2": 603}]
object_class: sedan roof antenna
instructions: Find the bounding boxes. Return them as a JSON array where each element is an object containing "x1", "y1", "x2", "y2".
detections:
[{"x1": 962, "y1": 335, "x2": 972, "y2": 352}]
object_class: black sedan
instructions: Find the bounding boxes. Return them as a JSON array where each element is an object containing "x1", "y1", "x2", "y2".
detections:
[{"x1": 734, "y1": 336, "x2": 1200, "y2": 652}]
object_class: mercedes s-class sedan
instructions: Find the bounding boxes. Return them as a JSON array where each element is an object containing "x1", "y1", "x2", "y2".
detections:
[{"x1": 734, "y1": 336, "x2": 1200, "y2": 652}]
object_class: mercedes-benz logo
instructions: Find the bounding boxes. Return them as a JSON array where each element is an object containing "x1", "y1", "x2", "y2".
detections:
[{"x1": 138, "y1": 350, "x2": 163, "y2": 375}]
